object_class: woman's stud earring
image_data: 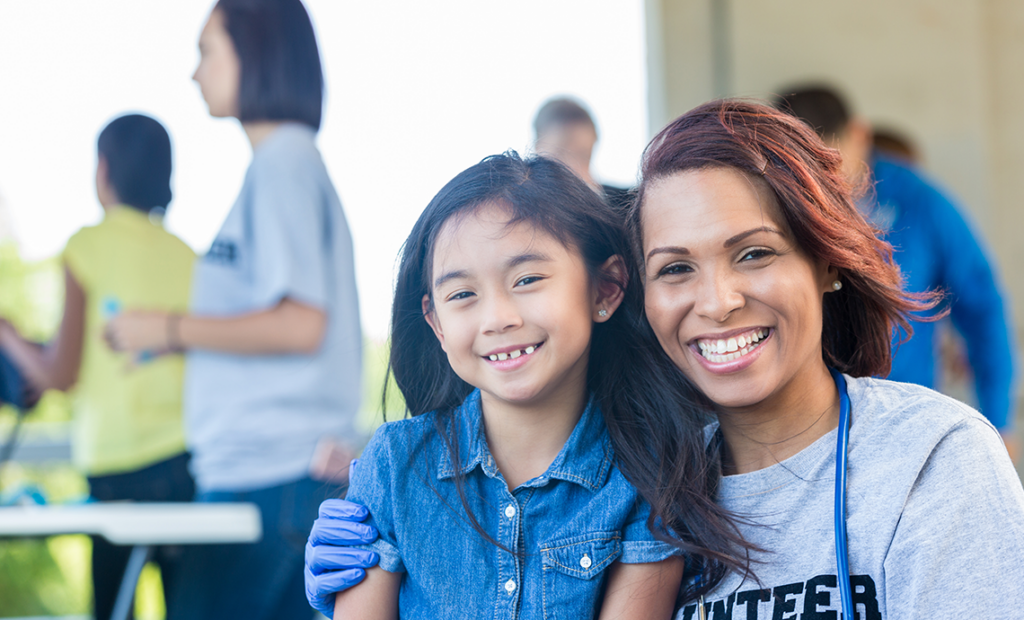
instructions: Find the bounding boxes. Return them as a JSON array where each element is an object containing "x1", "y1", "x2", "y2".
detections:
[
  {"x1": 832, "y1": 280, "x2": 843, "y2": 291},
  {"x1": 598, "y1": 309, "x2": 608, "y2": 317}
]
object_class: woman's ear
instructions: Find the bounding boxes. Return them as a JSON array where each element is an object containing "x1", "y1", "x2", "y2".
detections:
[
  {"x1": 821, "y1": 263, "x2": 841, "y2": 294},
  {"x1": 593, "y1": 255, "x2": 628, "y2": 323},
  {"x1": 422, "y1": 294, "x2": 447, "y2": 351}
]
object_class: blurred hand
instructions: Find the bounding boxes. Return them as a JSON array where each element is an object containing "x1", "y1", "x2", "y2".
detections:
[
  {"x1": 104, "y1": 311, "x2": 170, "y2": 353},
  {"x1": 305, "y1": 496, "x2": 379, "y2": 617}
]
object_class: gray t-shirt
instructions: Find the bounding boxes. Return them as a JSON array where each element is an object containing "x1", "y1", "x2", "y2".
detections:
[
  {"x1": 677, "y1": 375, "x2": 1024, "y2": 619},
  {"x1": 185, "y1": 123, "x2": 362, "y2": 492}
]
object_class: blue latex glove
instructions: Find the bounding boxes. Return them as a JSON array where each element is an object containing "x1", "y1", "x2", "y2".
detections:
[{"x1": 305, "y1": 496, "x2": 379, "y2": 618}]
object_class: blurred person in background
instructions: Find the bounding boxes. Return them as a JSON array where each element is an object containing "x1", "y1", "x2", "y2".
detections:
[
  {"x1": 0, "y1": 113, "x2": 195, "y2": 620},
  {"x1": 104, "y1": 0, "x2": 362, "y2": 617},
  {"x1": 533, "y1": 96, "x2": 633, "y2": 211},
  {"x1": 775, "y1": 85, "x2": 1018, "y2": 459}
]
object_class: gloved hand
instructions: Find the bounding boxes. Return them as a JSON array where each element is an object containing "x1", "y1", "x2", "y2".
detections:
[{"x1": 305, "y1": 497, "x2": 379, "y2": 618}]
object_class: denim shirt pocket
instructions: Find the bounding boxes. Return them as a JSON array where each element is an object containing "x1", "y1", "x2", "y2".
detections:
[{"x1": 540, "y1": 531, "x2": 622, "y2": 619}]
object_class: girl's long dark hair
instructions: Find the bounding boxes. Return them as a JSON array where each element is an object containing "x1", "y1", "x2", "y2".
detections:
[{"x1": 387, "y1": 151, "x2": 754, "y2": 600}]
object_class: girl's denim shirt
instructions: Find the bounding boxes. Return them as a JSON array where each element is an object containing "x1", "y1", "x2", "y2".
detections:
[{"x1": 347, "y1": 389, "x2": 676, "y2": 618}]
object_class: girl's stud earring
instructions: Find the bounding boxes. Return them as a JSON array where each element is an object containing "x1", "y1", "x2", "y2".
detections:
[
  {"x1": 832, "y1": 280, "x2": 843, "y2": 291},
  {"x1": 598, "y1": 309, "x2": 608, "y2": 317}
]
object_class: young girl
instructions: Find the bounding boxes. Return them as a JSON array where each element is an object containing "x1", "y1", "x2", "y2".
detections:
[{"x1": 334, "y1": 152, "x2": 720, "y2": 619}]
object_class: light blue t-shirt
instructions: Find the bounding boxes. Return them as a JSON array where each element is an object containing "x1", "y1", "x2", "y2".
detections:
[{"x1": 185, "y1": 123, "x2": 362, "y2": 492}]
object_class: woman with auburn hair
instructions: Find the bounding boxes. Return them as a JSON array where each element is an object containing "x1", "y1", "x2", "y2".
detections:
[{"x1": 305, "y1": 100, "x2": 1024, "y2": 619}]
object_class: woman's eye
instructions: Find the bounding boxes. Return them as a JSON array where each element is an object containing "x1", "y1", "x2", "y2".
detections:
[
  {"x1": 449, "y1": 291, "x2": 474, "y2": 301},
  {"x1": 740, "y1": 248, "x2": 775, "y2": 262},
  {"x1": 657, "y1": 262, "x2": 692, "y2": 276},
  {"x1": 515, "y1": 276, "x2": 542, "y2": 287}
]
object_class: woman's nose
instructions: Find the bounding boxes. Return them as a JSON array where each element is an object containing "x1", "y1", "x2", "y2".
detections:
[{"x1": 693, "y1": 270, "x2": 745, "y2": 322}]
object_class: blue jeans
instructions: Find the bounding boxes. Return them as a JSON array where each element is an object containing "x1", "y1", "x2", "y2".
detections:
[{"x1": 166, "y1": 476, "x2": 346, "y2": 620}]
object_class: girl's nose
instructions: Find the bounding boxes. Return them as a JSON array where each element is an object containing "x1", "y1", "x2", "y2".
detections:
[
  {"x1": 693, "y1": 269, "x2": 745, "y2": 323},
  {"x1": 481, "y1": 294, "x2": 523, "y2": 334}
]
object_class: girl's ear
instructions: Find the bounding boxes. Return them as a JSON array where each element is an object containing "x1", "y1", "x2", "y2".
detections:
[
  {"x1": 422, "y1": 294, "x2": 447, "y2": 351},
  {"x1": 593, "y1": 255, "x2": 628, "y2": 323}
]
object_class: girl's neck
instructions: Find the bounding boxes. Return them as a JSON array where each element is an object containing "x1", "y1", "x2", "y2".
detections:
[
  {"x1": 479, "y1": 365, "x2": 589, "y2": 490},
  {"x1": 243, "y1": 120, "x2": 284, "y2": 150},
  {"x1": 716, "y1": 360, "x2": 839, "y2": 475}
]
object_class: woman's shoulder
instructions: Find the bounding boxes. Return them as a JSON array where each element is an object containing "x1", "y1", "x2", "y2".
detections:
[{"x1": 845, "y1": 374, "x2": 999, "y2": 455}]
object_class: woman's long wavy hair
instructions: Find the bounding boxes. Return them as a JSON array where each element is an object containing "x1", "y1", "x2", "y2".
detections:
[
  {"x1": 386, "y1": 151, "x2": 755, "y2": 600},
  {"x1": 628, "y1": 99, "x2": 943, "y2": 598}
]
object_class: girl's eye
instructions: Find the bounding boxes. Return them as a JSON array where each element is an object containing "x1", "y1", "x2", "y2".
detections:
[
  {"x1": 448, "y1": 291, "x2": 474, "y2": 301},
  {"x1": 740, "y1": 248, "x2": 775, "y2": 262},
  {"x1": 657, "y1": 262, "x2": 692, "y2": 276},
  {"x1": 515, "y1": 276, "x2": 542, "y2": 287}
]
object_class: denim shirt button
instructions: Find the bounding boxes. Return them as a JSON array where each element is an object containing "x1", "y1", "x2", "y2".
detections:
[
  {"x1": 504, "y1": 504, "x2": 516, "y2": 519},
  {"x1": 580, "y1": 554, "x2": 592, "y2": 569},
  {"x1": 504, "y1": 579, "x2": 517, "y2": 594}
]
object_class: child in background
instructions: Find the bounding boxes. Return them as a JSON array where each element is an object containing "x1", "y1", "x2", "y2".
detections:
[
  {"x1": 0, "y1": 113, "x2": 195, "y2": 620},
  {"x1": 334, "y1": 152, "x2": 689, "y2": 619}
]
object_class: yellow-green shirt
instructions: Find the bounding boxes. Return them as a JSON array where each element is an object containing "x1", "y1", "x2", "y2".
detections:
[{"x1": 63, "y1": 206, "x2": 195, "y2": 476}]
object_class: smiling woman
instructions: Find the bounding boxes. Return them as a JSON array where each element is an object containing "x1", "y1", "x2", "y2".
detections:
[{"x1": 629, "y1": 99, "x2": 1024, "y2": 618}]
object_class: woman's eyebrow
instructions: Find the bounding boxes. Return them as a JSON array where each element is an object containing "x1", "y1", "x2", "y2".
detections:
[
  {"x1": 646, "y1": 246, "x2": 690, "y2": 261},
  {"x1": 723, "y1": 226, "x2": 783, "y2": 248}
]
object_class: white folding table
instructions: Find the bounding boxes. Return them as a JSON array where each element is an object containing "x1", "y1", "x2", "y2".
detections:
[{"x1": 0, "y1": 502, "x2": 261, "y2": 620}]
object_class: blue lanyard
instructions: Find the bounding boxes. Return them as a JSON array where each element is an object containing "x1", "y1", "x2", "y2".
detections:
[{"x1": 830, "y1": 368, "x2": 854, "y2": 620}]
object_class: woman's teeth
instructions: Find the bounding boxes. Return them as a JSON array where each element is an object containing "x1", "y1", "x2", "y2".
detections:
[
  {"x1": 488, "y1": 345, "x2": 537, "y2": 362},
  {"x1": 697, "y1": 329, "x2": 769, "y2": 363}
]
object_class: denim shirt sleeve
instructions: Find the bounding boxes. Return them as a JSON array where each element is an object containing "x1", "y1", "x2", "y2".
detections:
[
  {"x1": 619, "y1": 496, "x2": 679, "y2": 564},
  {"x1": 346, "y1": 424, "x2": 405, "y2": 573}
]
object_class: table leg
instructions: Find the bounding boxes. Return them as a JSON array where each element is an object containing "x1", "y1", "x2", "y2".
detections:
[{"x1": 111, "y1": 544, "x2": 151, "y2": 620}]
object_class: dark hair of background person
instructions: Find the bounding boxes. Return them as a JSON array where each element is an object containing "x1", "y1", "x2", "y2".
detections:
[
  {"x1": 214, "y1": 0, "x2": 324, "y2": 131},
  {"x1": 872, "y1": 127, "x2": 920, "y2": 164},
  {"x1": 96, "y1": 114, "x2": 173, "y2": 213},
  {"x1": 772, "y1": 86, "x2": 851, "y2": 141},
  {"x1": 386, "y1": 151, "x2": 755, "y2": 601},
  {"x1": 533, "y1": 97, "x2": 596, "y2": 139},
  {"x1": 632, "y1": 99, "x2": 943, "y2": 382}
]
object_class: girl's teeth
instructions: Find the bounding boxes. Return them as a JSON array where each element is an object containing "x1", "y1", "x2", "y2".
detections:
[
  {"x1": 497, "y1": 353, "x2": 508, "y2": 361},
  {"x1": 510, "y1": 350, "x2": 521, "y2": 359},
  {"x1": 525, "y1": 346, "x2": 535, "y2": 354},
  {"x1": 489, "y1": 355, "x2": 498, "y2": 361},
  {"x1": 726, "y1": 338, "x2": 738, "y2": 352}
]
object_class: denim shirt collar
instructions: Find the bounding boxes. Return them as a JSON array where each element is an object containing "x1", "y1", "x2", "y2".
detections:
[{"x1": 436, "y1": 389, "x2": 614, "y2": 492}]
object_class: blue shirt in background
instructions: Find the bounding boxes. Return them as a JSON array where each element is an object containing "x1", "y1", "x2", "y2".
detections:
[
  {"x1": 185, "y1": 123, "x2": 363, "y2": 491},
  {"x1": 867, "y1": 156, "x2": 1016, "y2": 430},
  {"x1": 347, "y1": 390, "x2": 675, "y2": 618}
]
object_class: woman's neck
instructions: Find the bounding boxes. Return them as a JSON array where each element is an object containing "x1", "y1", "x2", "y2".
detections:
[
  {"x1": 243, "y1": 120, "x2": 284, "y2": 150},
  {"x1": 716, "y1": 360, "x2": 839, "y2": 475},
  {"x1": 479, "y1": 367, "x2": 589, "y2": 490}
]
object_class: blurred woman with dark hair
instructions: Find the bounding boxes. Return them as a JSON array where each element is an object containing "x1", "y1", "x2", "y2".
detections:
[
  {"x1": 0, "y1": 113, "x2": 195, "y2": 620},
  {"x1": 105, "y1": 0, "x2": 362, "y2": 616},
  {"x1": 306, "y1": 100, "x2": 1024, "y2": 619}
]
